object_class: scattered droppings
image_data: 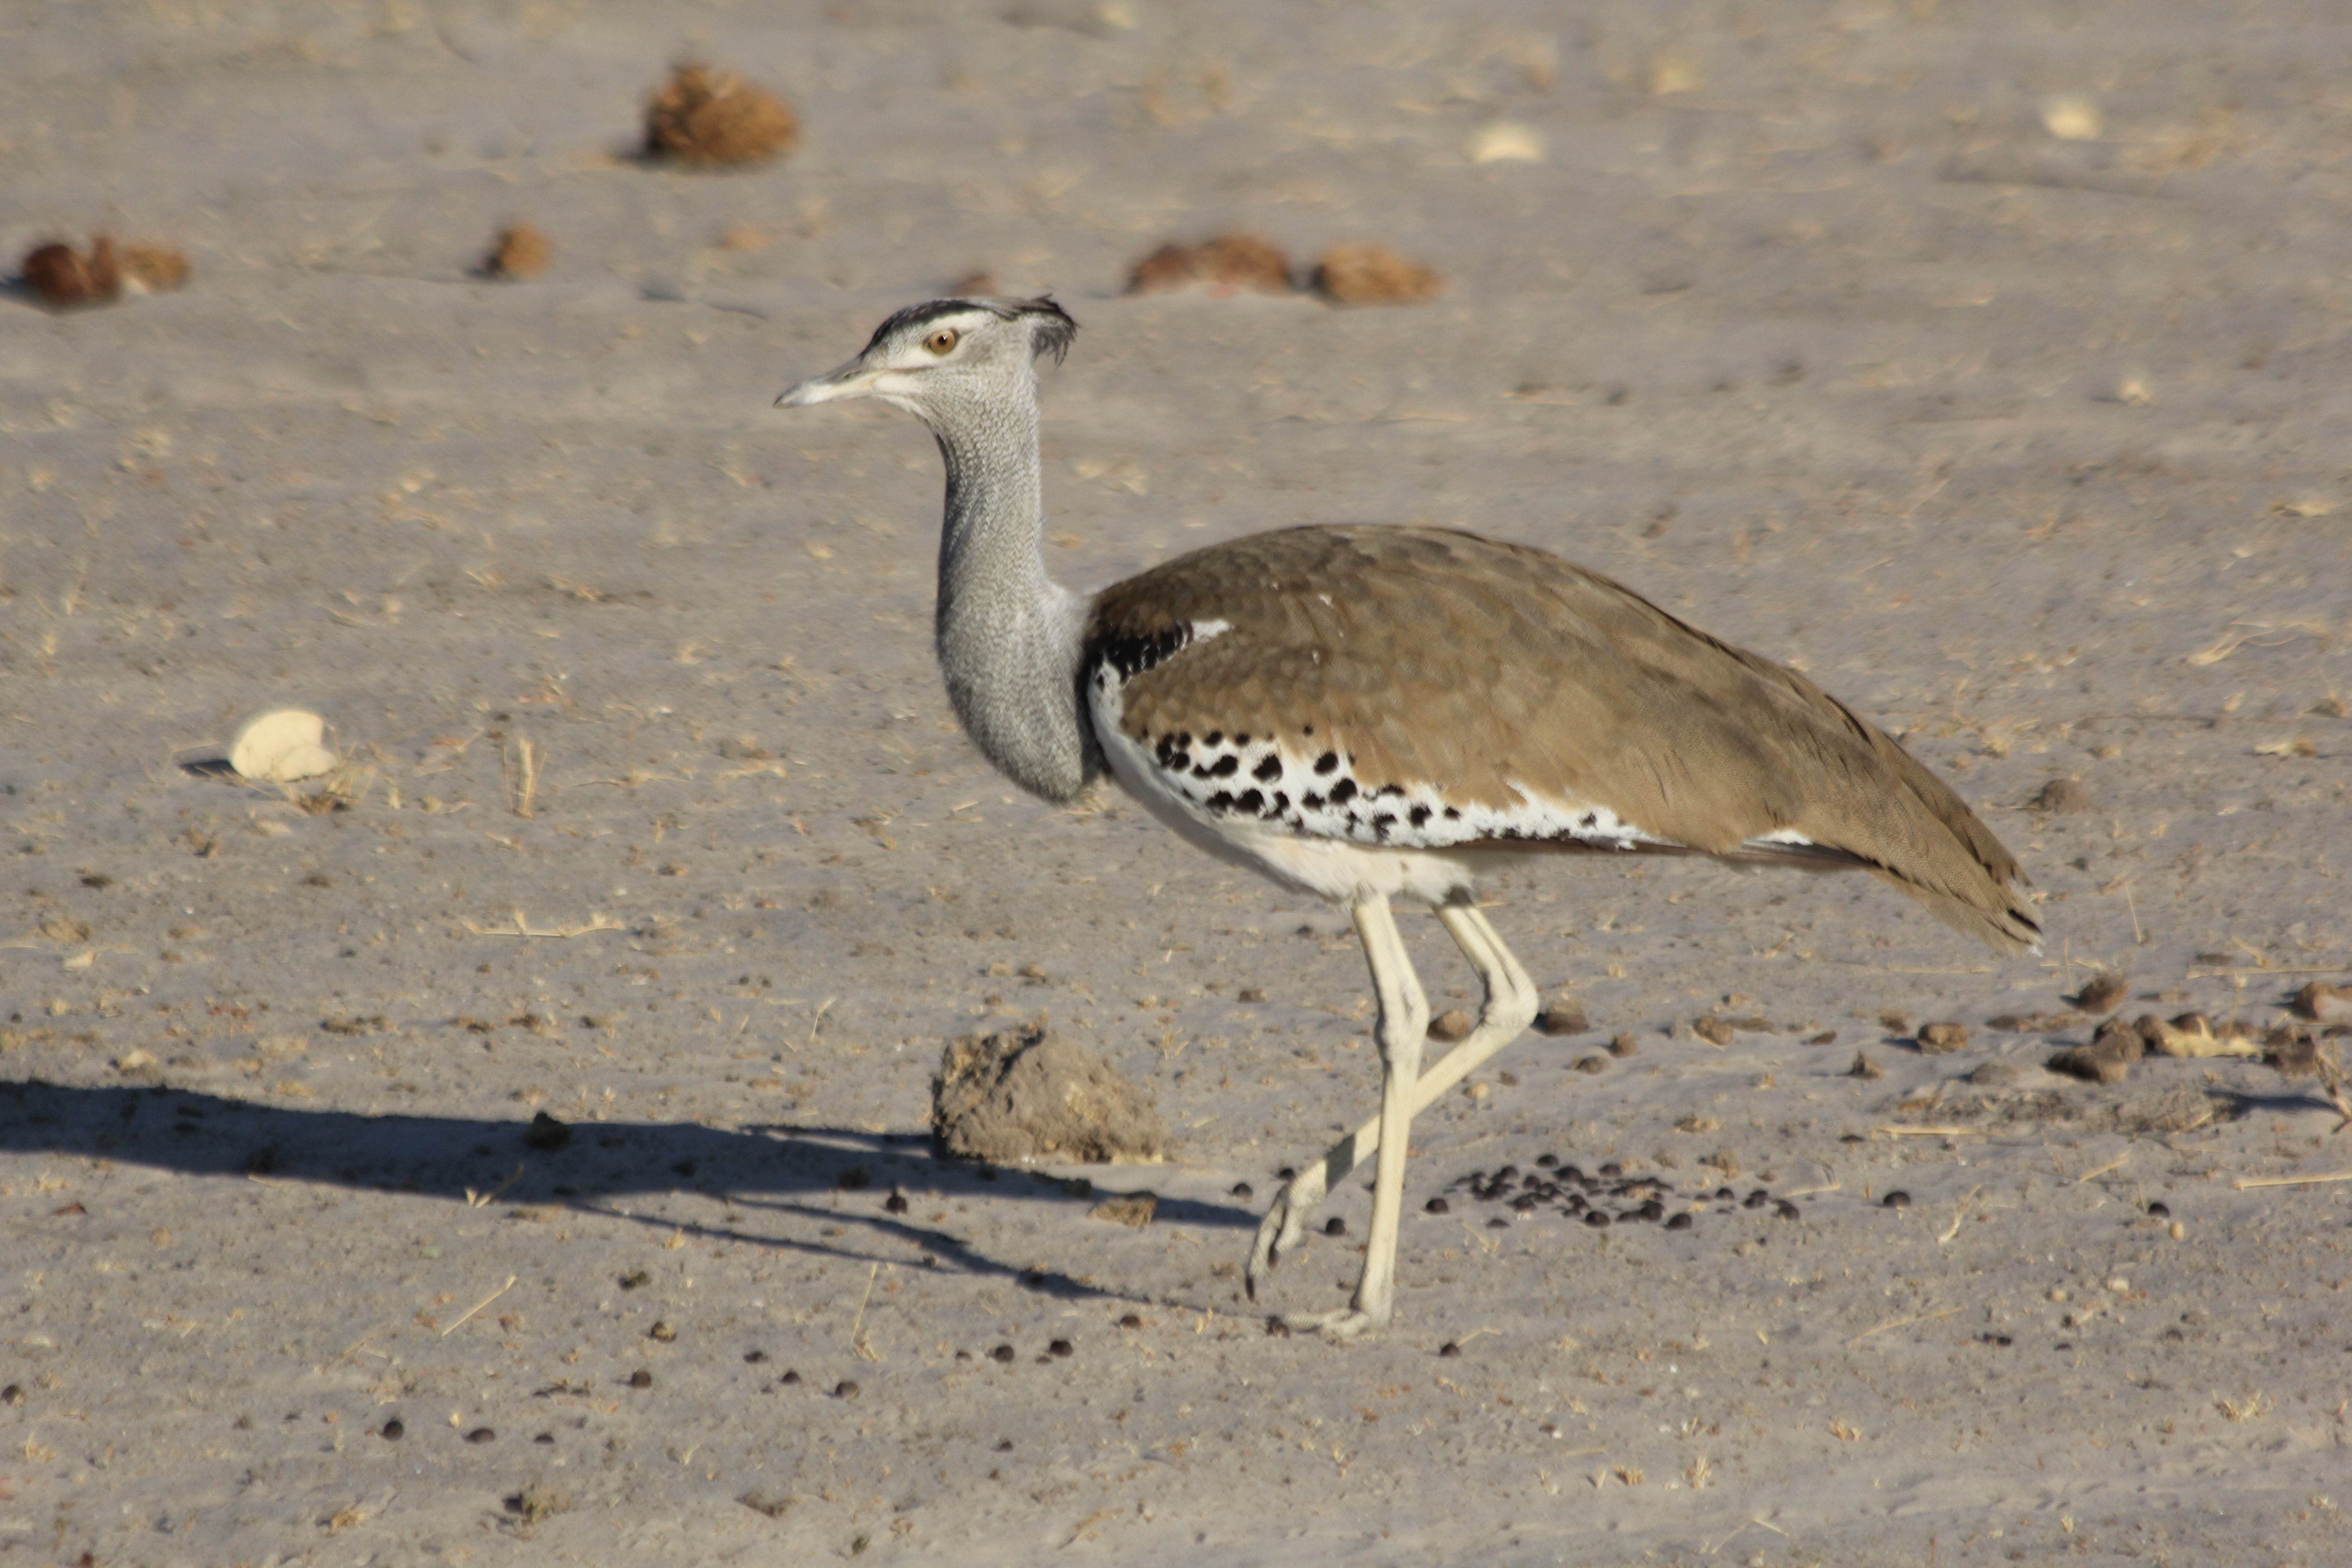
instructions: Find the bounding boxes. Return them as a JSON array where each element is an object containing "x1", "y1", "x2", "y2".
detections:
[
  {"x1": 378, "y1": 1417, "x2": 403, "y2": 1440},
  {"x1": 465, "y1": 1427, "x2": 496, "y2": 1444},
  {"x1": 1534, "y1": 1002, "x2": 1589, "y2": 1036},
  {"x1": 1423, "y1": 1197, "x2": 1450, "y2": 1215},
  {"x1": 2073, "y1": 974, "x2": 2130, "y2": 1015},
  {"x1": 1429, "y1": 1007, "x2": 1475, "y2": 1042},
  {"x1": 1848, "y1": 1051, "x2": 1884, "y2": 1080},
  {"x1": 932, "y1": 1024, "x2": 1167, "y2": 1163},
  {"x1": 1088, "y1": 1192, "x2": 1157, "y2": 1228},
  {"x1": 2032, "y1": 778, "x2": 2097, "y2": 813},
  {"x1": 1126, "y1": 232, "x2": 1294, "y2": 296},
  {"x1": 626, "y1": 1369, "x2": 653, "y2": 1389},
  {"x1": 990, "y1": 1344, "x2": 1016, "y2": 1364},
  {"x1": 833, "y1": 1380, "x2": 860, "y2": 1399},
  {"x1": 1883, "y1": 1191, "x2": 1911, "y2": 1209},
  {"x1": 1310, "y1": 243, "x2": 1442, "y2": 307},
  {"x1": 1573, "y1": 1054, "x2": 1609, "y2": 1075},
  {"x1": 1323, "y1": 1216, "x2": 1347, "y2": 1237},
  {"x1": 229, "y1": 708, "x2": 338, "y2": 783},
  {"x1": 483, "y1": 223, "x2": 550, "y2": 279},
  {"x1": 645, "y1": 62, "x2": 798, "y2": 167},
  {"x1": 1917, "y1": 1022, "x2": 1970, "y2": 1055}
]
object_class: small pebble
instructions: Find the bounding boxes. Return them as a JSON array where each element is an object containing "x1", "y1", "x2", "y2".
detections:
[
  {"x1": 1583, "y1": 1211, "x2": 1610, "y2": 1229},
  {"x1": 1430, "y1": 1008, "x2": 1475, "y2": 1041},
  {"x1": 1917, "y1": 1021, "x2": 1970, "y2": 1054},
  {"x1": 1883, "y1": 1191, "x2": 1911, "y2": 1209},
  {"x1": 1487, "y1": 1217, "x2": 1509, "y2": 1229},
  {"x1": 647, "y1": 1320, "x2": 676, "y2": 1343},
  {"x1": 1049, "y1": 1339, "x2": 1074, "y2": 1357},
  {"x1": 1664, "y1": 1212, "x2": 1693, "y2": 1231},
  {"x1": 2169, "y1": 1220, "x2": 2186, "y2": 1240},
  {"x1": 1230, "y1": 1182, "x2": 1254, "y2": 1200},
  {"x1": 1597, "y1": 1162, "x2": 1622, "y2": 1179},
  {"x1": 1117, "y1": 1313, "x2": 1143, "y2": 1330},
  {"x1": 2146, "y1": 1201, "x2": 2171, "y2": 1218},
  {"x1": 627, "y1": 1370, "x2": 654, "y2": 1389},
  {"x1": 1607, "y1": 1033, "x2": 1638, "y2": 1058},
  {"x1": 1533, "y1": 1003, "x2": 1589, "y2": 1036},
  {"x1": 991, "y1": 1344, "x2": 1016, "y2": 1364},
  {"x1": 780, "y1": 1370, "x2": 802, "y2": 1386},
  {"x1": 534, "y1": 1431, "x2": 555, "y2": 1444},
  {"x1": 1424, "y1": 1197, "x2": 1450, "y2": 1215},
  {"x1": 1277, "y1": 1166, "x2": 1297, "y2": 1181},
  {"x1": 834, "y1": 1380, "x2": 860, "y2": 1399},
  {"x1": 379, "y1": 1419, "x2": 404, "y2": 1441},
  {"x1": 1774, "y1": 1200, "x2": 1800, "y2": 1220},
  {"x1": 1535, "y1": 1154, "x2": 1558, "y2": 1168},
  {"x1": 1237, "y1": 987, "x2": 1269, "y2": 1004},
  {"x1": 1438, "y1": 1341, "x2": 1461, "y2": 1358},
  {"x1": 1743, "y1": 1190, "x2": 1770, "y2": 1210},
  {"x1": 744, "y1": 1350, "x2": 768, "y2": 1364},
  {"x1": 1323, "y1": 1216, "x2": 1348, "y2": 1236},
  {"x1": 466, "y1": 1427, "x2": 496, "y2": 1444},
  {"x1": 1573, "y1": 1054, "x2": 1609, "y2": 1075},
  {"x1": 884, "y1": 1192, "x2": 909, "y2": 1214}
]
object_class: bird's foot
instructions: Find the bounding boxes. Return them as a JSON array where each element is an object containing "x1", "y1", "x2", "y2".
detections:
[
  {"x1": 1279, "y1": 1305, "x2": 1390, "y2": 1343},
  {"x1": 1243, "y1": 1169, "x2": 1328, "y2": 1301}
]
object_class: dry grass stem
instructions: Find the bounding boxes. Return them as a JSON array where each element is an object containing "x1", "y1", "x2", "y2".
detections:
[
  {"x1": 505, "y1": 737, "x2": 541, "y2": 819},
  {"x1": 1847, "y1": 1305, "x2": 1961, "y2": 1347},
  {"x1": 461, "y1": 909, "x2": 624, "y2": 939},
  {"x1": 2231, "y1": 1170, "x2": 2352, "y2": 1191},
  {"x1": 848, "y1": 1261, "x2": 882, "y2": 1361},
  {"x1": 440, "y1": 1274, "x2": 518, "y2": 1336}
]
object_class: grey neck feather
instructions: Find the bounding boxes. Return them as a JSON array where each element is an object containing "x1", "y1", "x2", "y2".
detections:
[{"x1": 918, "y1": 378, "x2": 1096, "y2": 803}]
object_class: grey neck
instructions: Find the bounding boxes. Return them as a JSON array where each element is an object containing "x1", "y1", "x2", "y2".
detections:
[{"x1": 922, "y1": 387, "x2": 1094, "y2": 802}]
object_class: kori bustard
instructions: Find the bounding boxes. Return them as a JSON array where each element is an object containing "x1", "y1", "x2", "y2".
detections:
[{"x1": 778, "y1": 296, "x2": 2036, "y2": 1341}]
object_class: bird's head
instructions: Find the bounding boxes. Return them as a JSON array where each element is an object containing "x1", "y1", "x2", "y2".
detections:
[{"x1": 775, "y1": 296, "x2": 1076, "y2": 422}]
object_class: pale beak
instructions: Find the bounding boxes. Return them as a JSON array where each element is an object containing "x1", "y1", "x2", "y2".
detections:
[{"x1": 774, "y1": 358, "x2": 876, "y2": 408}]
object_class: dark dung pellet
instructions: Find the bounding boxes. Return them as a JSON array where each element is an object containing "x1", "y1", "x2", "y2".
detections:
[
  {"x1": 1743, "y1": 1189, "x2": 1770, "y2": 1210},
  {"x1": 1323, "y1": 1216, "x2": 1348, "y2": 1236},
  {"x1": 627, "y1": 1369, "x2": 653, "y2": 1389},
  {"x1": 1277, "y1": 1166, "x2": 1297, "y2": 1181},
  {"x1": 780, "y1": 1369, "x2": 802, "y2": 1385},
  {"x1": 2146, "y1": 1201, "x2": 2171, "y2": 1218},
  {"x1": 884, "y1": 1192, "x2": 909, "y2": 1214},
  {"x1": 834, "y1": 1380, "x2": 860, "y2": 1399},
  {"x1": 1438, "y1": 1341, "x2": 1461, "y2": 1358},
  {"x1": 1535, "y1": 1154, "x2": 1558, "y2": 1169},
  {"x1": 1597, "y1": 1162, "x2": 1622, "y2": 1179},
  {"x1": 1049, "y1": 1338, "x2": 1073, "y2": 1357},
  {"x1": 1265, "y1": 1318, "x2": 1291, "y2": 1338},
  {"x1": 1511, "y1": 1195, "x2": 1539, "y2": 1212},
  {"x1": 1117, "y1": 1313, "x2": 1142, "y2": 1330},
  {"x1": 1665, "y1": 1212, "x2": 1693, "y2": 1231},
  {"x1": 1583, "y1": 1211, "x2": 1611, "y2": 1228},
  {"x1": 1487, "y1": 1217, "x2": 1509, "y2": 1229},
  {"x1": 1774, "y1": 1200, "x2": 1800, "y2": 1220},
  {"x1": 1424, "y1": 1197, "x2": 1450, "y2": 1215},
  {"x1": 534, "y1": 1431, "x2": 554, "y2": 1444},
  {"x1": 1883, "y1": 1191, "x2": 1911, "y2": 1209},
  {"x1": 744, "y1": 1350, "x2": 768, "y2": 1364},
  {"x1": 380, "y1": 1419, "x2": 404, "y2": 1441},
  {"x1": 1230, "y1": 1182, "x2": 1254, "y2": 1200},
  {"x1": 465, "y1": 1427, "x2": 495, "y2": 1444},
  {"x1": 991, "y1": 1344, "x2": 1016, "y2": 1363}
]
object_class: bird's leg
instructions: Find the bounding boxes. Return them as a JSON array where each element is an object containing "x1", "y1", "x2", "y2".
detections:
[
  {"x1": 1245, "y1": 900, "x2": 1536, "y2": 1309},
  {"x1": 1278, "y1": 892, "x2": 1429, "y2": 1341}
]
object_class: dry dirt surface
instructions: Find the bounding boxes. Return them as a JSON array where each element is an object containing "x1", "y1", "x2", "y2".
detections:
[{"x1": 5, "y1": 3, "x2": 2351, "y2": 1565}]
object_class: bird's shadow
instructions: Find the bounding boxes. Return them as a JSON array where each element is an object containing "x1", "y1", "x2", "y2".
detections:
[{"x1": 0, "y1": 1076, "x2": 1254, "y2": 1303}]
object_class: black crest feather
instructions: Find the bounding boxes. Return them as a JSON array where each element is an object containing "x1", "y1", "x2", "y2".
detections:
[{"x1": 863, "y1": 295, "x2": 1077, "y2": 364}]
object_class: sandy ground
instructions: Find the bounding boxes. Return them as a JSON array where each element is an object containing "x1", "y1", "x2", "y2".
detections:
[{"x1": 5, "y1": 2, "x2": 2352, "y2": 1563}]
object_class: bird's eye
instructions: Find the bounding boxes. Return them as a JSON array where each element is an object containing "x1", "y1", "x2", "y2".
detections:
[{"x1": 924, "y1": 328, "x2": 959, "y2": 355}]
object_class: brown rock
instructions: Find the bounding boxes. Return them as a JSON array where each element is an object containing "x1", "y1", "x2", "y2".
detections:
[
  {"x1": 1606, "y1": 1032, "x2": 1638, "y2": 1057},
  {"x1": 1429, "y1": 1008, "x2": 1474, "y2": 1042},
  {"x1": 2032, "y1": 778, "x2": 2096, "y2": 813},
  {"x1": 1917, "y1": 1022, "x2": 1970, "y2": 1055},
  {"x1": 1309, "y1": 243, "x2": 1441, "y2": 307},
  {"x1": 1532, "y1": 1001, "x2": 1589, "y2": 1037},
  {"x1": 1088, "y1": 1192, "x2": 1157, "y2": 1228},
  {"x1": 932, "y1": 1023, "x2": 1166, "y2": 1164},
  {"x1": 485, "y1": 223, "x2": 551, "y2": 280},
  {"x1": 21, "y1": 236, "x2": 122, "y2": 309},
  {"x1": 1967, "y1": 1060, "x2": 2025, "y2": 1087},
  {"x1": 2047, "y1": 1045, "x2": 2128, "y2": 1085},
  {"x1": 2291, "y1": 981, "x2": 2352, "y2": 1024},
  {"x1": 2071, "y1": 974, "x2": 2129, "y2": 1014},
  {"x1": 2262, "y1": 1025, "x2": 2320, "y2": 1078},
  {"x1": 1691, "y1": 1015, "x2": 1735, "y2": 1047},
  {"x1": 645, "y1": 63, "x2": 799, "y2": 167},
  {"x1": 1126, "y1": 232, "x2": 1294, "y2": 296},
  {"x1": 1573, "y1": 1054, "x2": 1609, "y2": 1075}
]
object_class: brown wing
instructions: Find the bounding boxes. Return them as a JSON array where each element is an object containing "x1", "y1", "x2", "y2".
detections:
[{"x1": 1087, "y1": 525, "x2": 2038, "y2": 953}]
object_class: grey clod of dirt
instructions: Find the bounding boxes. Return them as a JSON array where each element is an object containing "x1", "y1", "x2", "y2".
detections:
[{"x1": 931, "y1": 1024, "x2": 1166, "y2": 1164}]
